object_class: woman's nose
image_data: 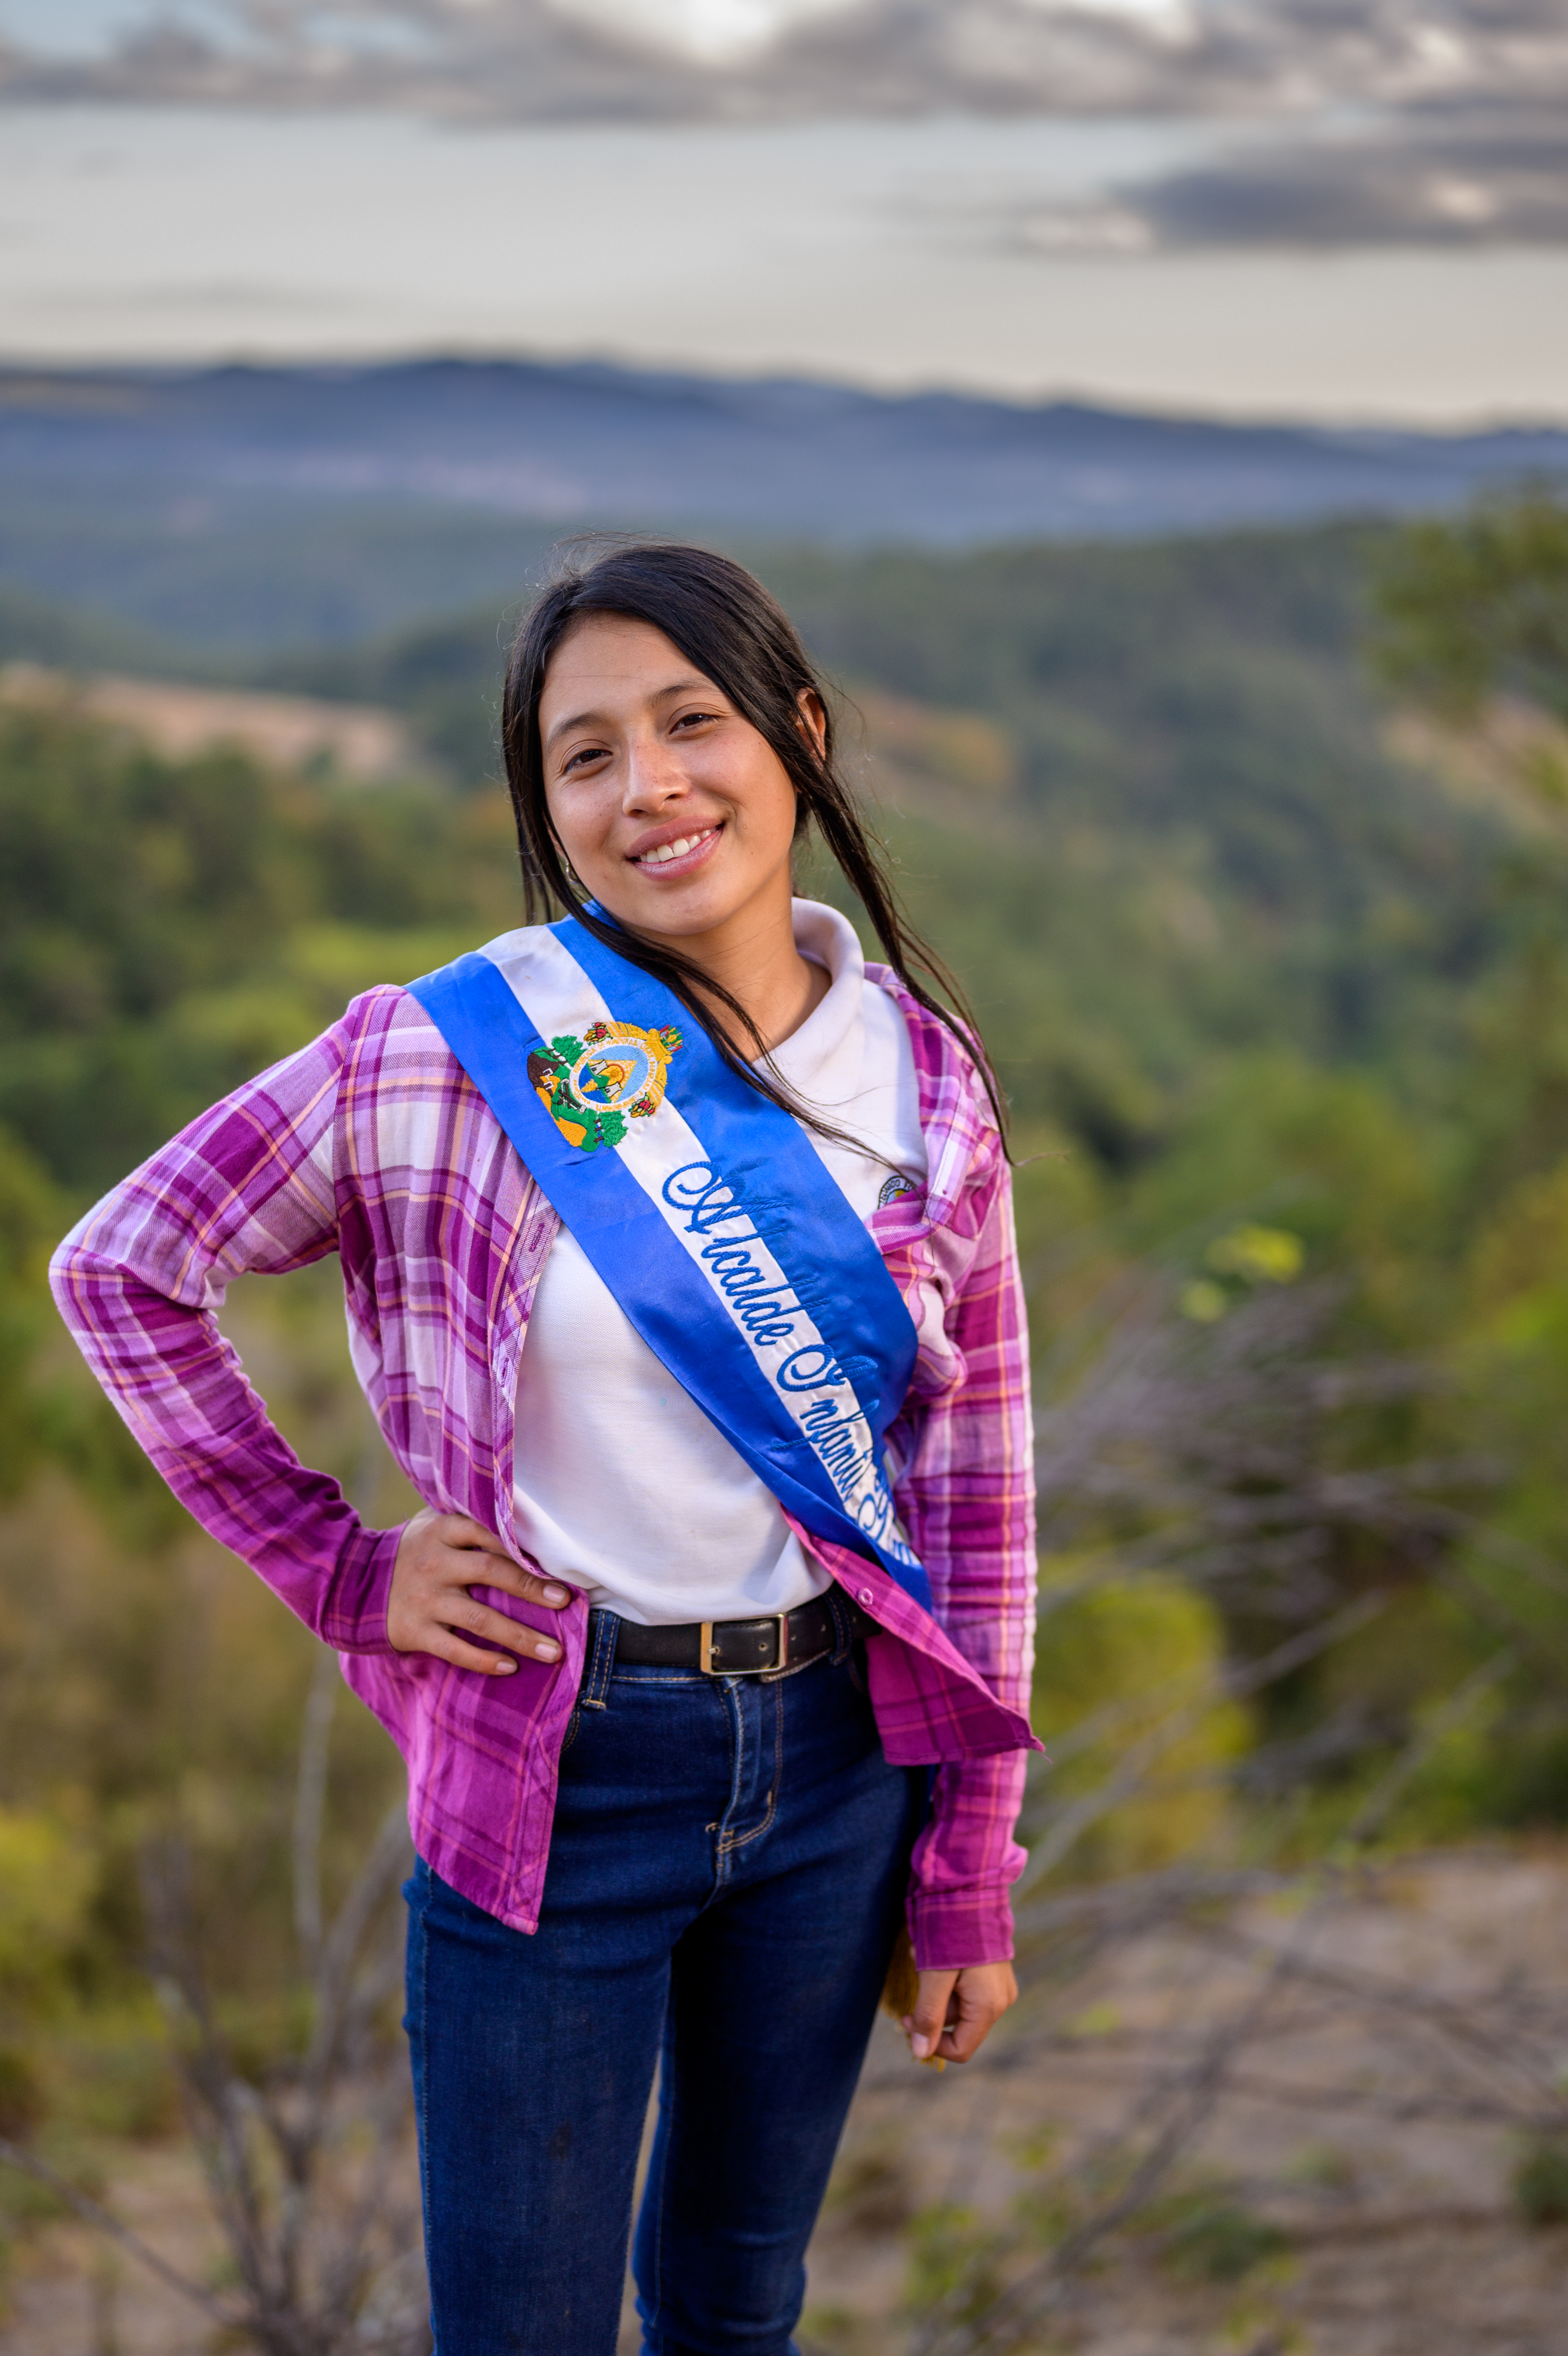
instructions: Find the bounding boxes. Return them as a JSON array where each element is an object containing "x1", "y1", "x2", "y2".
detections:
[{"x1": 621, "y1": 735, "x2": 688, "y2": 808}]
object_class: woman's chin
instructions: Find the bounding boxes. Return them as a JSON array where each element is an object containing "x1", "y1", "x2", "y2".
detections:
[
  {"x1": 603, "y1": 865, "x2": 747, "y2": 939},
  {"x1": 624, "y1": 892, "x2": 733, "y2": 942}
]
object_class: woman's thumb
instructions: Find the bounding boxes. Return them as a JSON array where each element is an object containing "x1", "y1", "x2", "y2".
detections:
[{"x1": 903, "y1": 1968, "x2": 957, "y2": 2064}]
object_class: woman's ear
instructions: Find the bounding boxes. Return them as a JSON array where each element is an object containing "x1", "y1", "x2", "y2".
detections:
[{"x1": 795, "y1": 688, "x2": 828, "y2": 764}]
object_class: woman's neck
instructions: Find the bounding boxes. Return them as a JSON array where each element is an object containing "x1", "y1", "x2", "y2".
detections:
[{"x1": 635, "y1": 886, "x2": 828, "y2": 1059}]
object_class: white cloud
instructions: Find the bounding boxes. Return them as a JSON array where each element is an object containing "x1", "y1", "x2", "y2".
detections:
[
  {"x1": 1, "y1": 2, "x2": 1564, "y2": 259},
  {"x1": 1054, "y1": 106, "x2": 1568, "y2": 249},
  {"x1": 2, "y1": 0, "x2": 1563, "y2": 133},
  {"x1": 549, "y1": 0, "x2": 853, "y2": 66}
]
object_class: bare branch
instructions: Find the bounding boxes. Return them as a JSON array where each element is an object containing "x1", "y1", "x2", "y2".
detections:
[
  {"x1": 293, "y1": 1647, "x2": 339, "y2": 1976},
  {"x1": 0, "y1": 2136, "x2": 243, "y2": 2331}
]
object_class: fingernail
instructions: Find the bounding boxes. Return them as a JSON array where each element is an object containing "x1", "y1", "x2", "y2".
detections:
[
  {"x1": 537, "y1": 1640, "x2": 561, "y2": 1661},
  {"x1": 909, "y1": 2031, "x2": 931, "y2": 2059},
  {"x1": 492, "y1": 1659, "x2": 516, "y2": 1674},
  {"x1": 543, "y1": 1585, "x2": 569, "y2": 1605}
]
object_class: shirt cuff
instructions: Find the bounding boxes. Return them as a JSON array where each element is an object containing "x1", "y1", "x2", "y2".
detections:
[
  {"x1": 320, "y1": 1522, "x2": 405, "y2": 1655},
  {"x1": 908, "y1": 1881, "x2": 1016, "y2": 1971}
]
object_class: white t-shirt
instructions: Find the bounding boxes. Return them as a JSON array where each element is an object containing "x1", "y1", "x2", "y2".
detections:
[{"x1": 511, "y1": 899, "x2": 927, "y2": 1626}]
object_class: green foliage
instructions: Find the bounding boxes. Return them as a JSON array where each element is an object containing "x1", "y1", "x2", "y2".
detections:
[
  {"x1": 269, "y1": 589, "x2": 521, "y2": 773},
  {"x1": 1512, "y1": 2135, "x2": 1568, "y2": 2227},
  {"x1": 1, "y1": 674, "x2": 417, "y2": 1547},
  {"x1": 0, "y1": 1807, "x2": 97, "y2": 2015},
  {"x1": 0, "y1": 1260, "x2": 414, "y2": 2035},
  {"x1": 0, "y1": 580, "x2": 184, "y2": 676},
  {"x1": 0, "y1": 2047, "x2": 45, "y2": 2142},
  {"x1": 770, "y1": 525, "x2": 1503, "y2": 1076},
  {"x1": 1373, "y1": 488, "x2": 1568, "y2": 721},
  {"x1": 1032, "y1": 1574, "x2": 1250, "y2": 1878},
  {"x1": 48, "y1": 2011, "x2": 180, "y2": 2142},
  {"x1": 903, "y1": 2202, "x2": 1002, "y2": 2324},
  {"x1": 1119, "y1": 1054, "x2": 1435, "y2": 1298},
  {"x1": 0, "y1": 703, "x2": 518, "y2": 1190},
  {"x1": 0, "y1": 2132, "x2": 104, "y2": 2231},
  {"x1": 0, "y1": 1125, "x2": 65, "y2": 1498},
  {"x1": 1206, "y1": 1222, "x2": 1305, "y2": 1285},
  {"x1": 1158, "y1": 2196, "x2": 1291, "y2": 2282}
]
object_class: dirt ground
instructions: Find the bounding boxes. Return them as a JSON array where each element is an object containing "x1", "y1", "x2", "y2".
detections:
[
  {"x1": 807, "y1": 1846, "x2": 1568, "y2": 2354},
  {"x1": 5, "y1": 1847, "x2": 1567, "y2": 2356}
]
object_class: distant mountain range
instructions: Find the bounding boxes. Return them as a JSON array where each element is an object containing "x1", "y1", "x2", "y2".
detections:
[
  {"x1": 6, "y1": 359, "x2": 1567, "y2": 543},
  {"x1": 3, "y1": 359, "x2": 1565, "y2": 647}
]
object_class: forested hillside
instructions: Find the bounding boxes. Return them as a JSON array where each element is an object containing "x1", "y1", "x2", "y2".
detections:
[{"x1": 0, "y1": 703, "x2": 516, "y2": 1191}]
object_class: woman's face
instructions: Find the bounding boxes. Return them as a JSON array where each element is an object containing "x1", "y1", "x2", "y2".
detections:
[{"x1": 537, "y1": 612, "x2": 815, "y2": 945}]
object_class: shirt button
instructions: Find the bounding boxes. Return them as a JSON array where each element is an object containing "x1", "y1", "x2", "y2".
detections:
[{"x1": 858, "y1": 1587, "x2": 873, "y2": 1605}]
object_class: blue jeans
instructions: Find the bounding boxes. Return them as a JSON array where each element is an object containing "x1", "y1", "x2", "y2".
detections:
[{"x1": 404, "y1": 1608, "x2": 923, "y2": 2356}]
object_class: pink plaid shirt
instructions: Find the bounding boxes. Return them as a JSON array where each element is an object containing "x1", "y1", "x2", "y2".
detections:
[{"x1": 50, "y1": 961, "x2": 1038, "y2": 1968}]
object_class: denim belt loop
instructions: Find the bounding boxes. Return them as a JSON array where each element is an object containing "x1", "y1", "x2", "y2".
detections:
[
  {"x1": 580, "y1": 1608, "x2": 620, "y2": 1709},
  {"x1": 826, "y1": 1587, "x2": 856, "y2": 1666}
]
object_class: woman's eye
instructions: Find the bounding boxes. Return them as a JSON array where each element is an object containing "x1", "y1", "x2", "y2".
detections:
[
  {"x1": 672, "y1": 710, "x2": 721, "y2": 733},
  {"x1": 561, "y1": 745, "x2": 608, "y2": 775}
]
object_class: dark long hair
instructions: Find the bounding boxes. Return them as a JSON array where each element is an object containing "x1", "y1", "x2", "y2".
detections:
[{"x1": 500, "y1": 540, "x2": 1008, "y2": 1146}]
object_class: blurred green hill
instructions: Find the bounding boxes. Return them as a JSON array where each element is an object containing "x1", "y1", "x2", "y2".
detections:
[{"x1": 0, "y1": 581, "x2": 186, "y2": 680}]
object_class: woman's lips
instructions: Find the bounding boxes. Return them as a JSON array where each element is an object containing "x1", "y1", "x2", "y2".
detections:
[{"x1": 630, "y1": 824, "x2": 721, "y2": 878}]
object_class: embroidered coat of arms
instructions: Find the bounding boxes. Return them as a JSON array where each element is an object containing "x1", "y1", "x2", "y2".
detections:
[{"x1": 527, "y1": 1019, "x2": 684, "y2": 1154}]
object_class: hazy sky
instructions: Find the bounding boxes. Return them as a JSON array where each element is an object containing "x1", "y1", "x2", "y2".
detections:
[{"x1": 2, "y1": 0, "x2": 1565, "y2": 420}]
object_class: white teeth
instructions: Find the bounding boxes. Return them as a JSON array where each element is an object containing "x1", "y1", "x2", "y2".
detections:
[{"x1": 640, "y1": 828, "x2": 711, "y2": 866}]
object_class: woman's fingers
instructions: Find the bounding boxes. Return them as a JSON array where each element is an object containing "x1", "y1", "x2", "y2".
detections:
[
  {"x1": 936, "y1": 2001, "x2": 991, "y2": 2065},
  {"x1": 421, "y1": 1515, "x2": 571, "y2": 1610},
  {"x1": 443, "y1": 1547, "x2": 572, "y2": 1611},
  {"x1": 445, "y1": 1593, "x2": 563, "y2": 1663},
  {"x1": 388, "y1": 1510, "x2": 572, "y2": 1664},
  {"x1": 399, "y1": 1601, "x2": 561, "y2": 1674},
  {"x1": 904, "y1": 1963, "x2": 1018, "y2": 2065},
  {"x1": 419, "y1": 1628, "x2": 532, "y2": 1677}
]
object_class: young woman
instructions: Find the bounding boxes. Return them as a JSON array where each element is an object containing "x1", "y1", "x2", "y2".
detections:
[{"x1": 52, "y1": 544, "x2": 1038, "y2": 2356}]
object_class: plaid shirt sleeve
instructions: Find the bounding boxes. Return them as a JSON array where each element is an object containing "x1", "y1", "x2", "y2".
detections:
[
  {"x1": 48, "y1": 997, "x2": 405, "y2": 1654},
  {"x1": 889, "y1": 1112, "x2": 1038, "y2": 1971}
]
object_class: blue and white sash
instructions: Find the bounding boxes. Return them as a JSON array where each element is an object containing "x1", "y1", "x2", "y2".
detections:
[{"x1": 407, "y1": 917, "x2": 932, "y2": 1611}]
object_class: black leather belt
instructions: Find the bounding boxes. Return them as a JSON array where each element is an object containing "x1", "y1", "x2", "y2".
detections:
[{"x1": 601, "y1": 1589, "x2": 874, "y2": 1676}]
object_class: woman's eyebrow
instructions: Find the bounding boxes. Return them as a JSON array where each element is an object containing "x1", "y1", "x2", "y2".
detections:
[
  {"x1": 544, "y1": 677, "x2": 717, "y2": 754},
  {"x1": 544, "y1": 705, "x2": 610, "y2": 751}
]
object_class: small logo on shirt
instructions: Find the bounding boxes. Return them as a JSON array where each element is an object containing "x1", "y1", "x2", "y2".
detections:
[
  {"x1": 528, "y1": 1021, "x2": 683, "y2": 1154},
  {"x1": 877, "y1": 1171, "x2": 921, "y2": 1208}
]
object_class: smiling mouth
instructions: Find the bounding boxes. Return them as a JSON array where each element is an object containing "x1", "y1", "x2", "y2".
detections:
[{"x1": 632, "y1": 825, "x2": 720, "y2": 873}]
